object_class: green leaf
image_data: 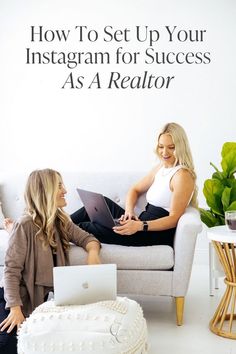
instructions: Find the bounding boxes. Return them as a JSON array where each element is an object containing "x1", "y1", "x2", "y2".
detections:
[
  {"x1": 226, "y1": 201, "x2": 236, "y2": 211},
  {"x1": 221, "y1": 187, "x2": 231, "y2": 211},
  {"x1": 212, "y1": 171, "x2": 226, "y2": 181},
  {"x1": 199, "y1": 208, "x2": 222, "y2": 227},
  {"x1": 221, "y1": 143, "x2": 236, "y2": 177},
  {"x1": 227, "y1": 179, "x2": 236, "y2": 188},
  {"x1": 219, "y1": 215, "x2": 226, "y2": 224},
  {"x1": 203, "y1": 179, "x2": 224, "y2": 216},
  {"x1": 227, "y1": 179, "x2": 236, "y2": 203},
  {"x1": 222, "y1": 142, "x2": 236, "y2": 158}
]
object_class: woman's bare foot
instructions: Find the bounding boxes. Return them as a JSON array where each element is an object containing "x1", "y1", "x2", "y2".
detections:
[{"x1": 3, "y1": 218, "x2": 14, "y2": 233}]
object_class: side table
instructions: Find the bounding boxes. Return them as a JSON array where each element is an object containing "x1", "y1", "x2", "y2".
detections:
[{"x1": 207, "y1": 225, "x2": 236, "y2": 339}]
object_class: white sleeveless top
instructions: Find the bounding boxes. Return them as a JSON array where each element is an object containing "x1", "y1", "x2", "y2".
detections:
[{"x1": 146, "y1": 165, "x2": 183, "y2": 211}]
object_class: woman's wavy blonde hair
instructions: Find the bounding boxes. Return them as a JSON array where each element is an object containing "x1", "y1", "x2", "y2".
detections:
[
  {"x1": 155, "y1": 122, "x2": 198, "y2": 207},
  {"x1": 24, "y1": 169, "x2": 71, "y2": 251}
]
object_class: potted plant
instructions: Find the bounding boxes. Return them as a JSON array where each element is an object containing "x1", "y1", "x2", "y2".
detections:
[{"x1": 200, "y1": 142, "x2": 236, "y2": 227}]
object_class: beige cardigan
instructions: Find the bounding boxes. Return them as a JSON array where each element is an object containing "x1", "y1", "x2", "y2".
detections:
[{"x1": 3, "y1": 215, "x2": 100, "y2": 317}]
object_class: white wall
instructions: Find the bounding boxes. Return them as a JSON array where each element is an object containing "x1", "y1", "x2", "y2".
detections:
[{"x1": 1, "y1": 0, "x2": 236, "y2": 263}]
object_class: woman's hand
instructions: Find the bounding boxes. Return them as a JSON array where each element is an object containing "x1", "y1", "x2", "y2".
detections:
[
  {"x1": 113, "y1": 220, "x2": 143, "y2": 235},
  {"x1": 3, "y1": 218, "x2": 14, "y2": 234},
  {"x1": 0, "y1": 305, "x2": 25, "y2": 333},
  {"x1": 119, "y1": 210, "x2": 139, "y2": 221}
]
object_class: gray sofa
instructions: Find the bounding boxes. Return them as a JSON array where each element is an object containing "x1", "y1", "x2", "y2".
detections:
[{"x1": 0, "y1": 171, "x2": 202, "y2": 325}]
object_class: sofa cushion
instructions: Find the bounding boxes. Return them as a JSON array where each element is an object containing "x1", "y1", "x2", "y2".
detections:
[
  {"x1": 69, "y1": 243, "x2": 174, "y2": 270},
  {"x1": 0, "y1": 230, "x2": 174, "y2": 271}
]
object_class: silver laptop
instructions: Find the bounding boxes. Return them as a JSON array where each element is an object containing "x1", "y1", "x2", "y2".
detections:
[
  {"x1": 76, "y1": 188, "x2": 121, "y2": 228},
  {"x1": 53, "y1": 264, "x2": 117, "y2": 306}
]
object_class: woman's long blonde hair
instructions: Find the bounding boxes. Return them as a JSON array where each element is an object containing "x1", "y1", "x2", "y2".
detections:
[
  {"x1": 156, "y1": 122, "x2": 198, "y2": 207},
  {"x1": 24, "y1": 169, "x2": 70, "y2": 251}
]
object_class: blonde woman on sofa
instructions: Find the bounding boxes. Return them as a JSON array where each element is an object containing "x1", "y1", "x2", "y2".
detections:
[
  {"x1": 0, "y1": 169, "x2": 101, "y2": 354},
  {"x1": 71, "y1": 122, "x2": 197, "y2": 247}
]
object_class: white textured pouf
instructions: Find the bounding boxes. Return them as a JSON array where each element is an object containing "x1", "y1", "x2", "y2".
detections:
[{"x1": 18, "y1": 297, "x2": 148, "y2": 354}]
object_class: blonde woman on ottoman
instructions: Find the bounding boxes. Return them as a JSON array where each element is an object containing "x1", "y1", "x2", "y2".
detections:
[{"x1": 0, "y1": 169, "x2": 101, "y2": 354}]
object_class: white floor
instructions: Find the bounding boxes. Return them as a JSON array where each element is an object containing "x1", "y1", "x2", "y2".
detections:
[{"x1": 128, "y1": 265, "x2": 236, "y2": 354}]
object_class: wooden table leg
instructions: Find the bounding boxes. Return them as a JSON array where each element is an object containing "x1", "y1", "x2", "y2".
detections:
[{"x1": 209, "y1": 241, "x2": 236, "y2": 339}]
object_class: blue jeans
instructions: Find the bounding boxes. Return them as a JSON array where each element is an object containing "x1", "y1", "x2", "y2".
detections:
[{"x1": 0, "y1": 287, "x2": 17, "y2": 354}]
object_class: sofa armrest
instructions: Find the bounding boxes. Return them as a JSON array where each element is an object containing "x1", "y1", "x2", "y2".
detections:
[{"x1": 172, "y1": 207, "x2": 202, "y2": 296}]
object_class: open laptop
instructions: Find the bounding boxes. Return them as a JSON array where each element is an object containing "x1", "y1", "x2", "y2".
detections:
[
  {"x1": 76, "y1": 188, "x2": 121, "y2": 229},
  {"x1": 53, "y1": 264, "x2": 117, "y2": 306}
]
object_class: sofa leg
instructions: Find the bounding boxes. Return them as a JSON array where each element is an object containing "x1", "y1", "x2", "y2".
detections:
[{"x1": 175, "y1": 297, "x2": 185, "y2": 326}]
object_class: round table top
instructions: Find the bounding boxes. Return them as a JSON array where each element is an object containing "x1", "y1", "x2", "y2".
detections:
[{"x1": 207, "y1": 225, "x2": 236, "y2": 243}]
